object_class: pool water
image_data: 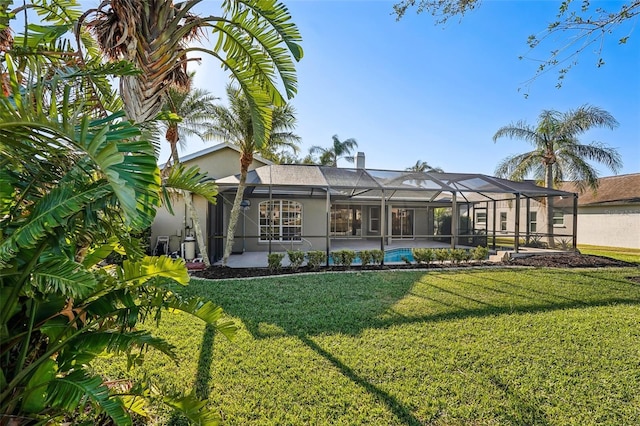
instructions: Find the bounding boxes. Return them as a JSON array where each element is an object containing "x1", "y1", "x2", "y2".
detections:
[{"x1": 329, "y1": 248, "x2": 415, "y2": 265}]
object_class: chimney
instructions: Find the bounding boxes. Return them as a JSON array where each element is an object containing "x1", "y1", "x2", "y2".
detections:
[{"x1": 356, "y1": 152, "x2": 365, "y2": 169}]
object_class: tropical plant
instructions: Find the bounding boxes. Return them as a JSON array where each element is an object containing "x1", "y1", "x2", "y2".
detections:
[
  {"x1": 158, "y1": 83, "x2": 219, "y2": 266},
  {"x1": 406, "y1": 160, "x2": 443, "y2": 173},
  {"x1": 309, "y1": 135, "x2": 358, "y2": 167},
  {"x1": 494, "y1": 104, "x2": 622, "y2": 246},
  {"x1": 0, "y1": 56, "x2": 235, "y2": 424},
  {"x1": 82, "y1": 0, "x2": 303, "y2": 148},
  {"x1": 209, "y1": 84, "x2": 301, "y2": 265}
]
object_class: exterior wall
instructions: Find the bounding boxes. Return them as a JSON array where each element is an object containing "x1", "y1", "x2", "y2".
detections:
[
  {"x1": 224, "y1": 196, "x2": 328, "y2": 253},
  {"x1": 576, "y1": 205, "x2": 640, "y2": 249},
  {"x1": 150, "y1": 146, "x2": 267, "y2": 260},
  {"x1": 490, "y1": 198, "x2": 575, "y2": 244}
]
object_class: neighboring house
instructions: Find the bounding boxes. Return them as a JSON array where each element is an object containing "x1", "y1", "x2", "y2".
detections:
[
  {"x1": 558, "y1": 174, "x2": 640, "y2": 249},
  {"x1": 151, "y1": 148, "x2": 576, "y2": 262}
]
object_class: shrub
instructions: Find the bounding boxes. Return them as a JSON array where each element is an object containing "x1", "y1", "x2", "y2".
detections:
[
  {"x1": 287, "y1": 250, "x2": 305, "y2": 269},
  {"x1": 359, "y1": 250, "x2": 374, "y2": 266},
  {"x1": 331, "y1": 250, "x2": 357, "y2": 266},
  {"x1": 450, "y1": 248, "x2": 467, "y2": 264},
  {"x1": 371, "y1": 249, "x2": 384, "y2": 265},
  {"x1": 435, "y1": 248, "x2": 451, "y2": 263},
  {"x1": 472, "y1": 246, "x2": 490, "y2": 261},
  {"x1": 524, "y1": 234, "x2": 547, "y2": 248},
  {"x1": 268, "y1": 253, "x2": 285, "y2": 271},
  {"x1": 556, "y1": 238, "x2": 573, "y2": 251},
  {"x1": 306, "y1": 251, "x2": 327, "y2": 270},
  {"x1": 401, "y1": 255, "x2": 412, "y2": 265},
  {"x1": 412, "y1": 248, "x2": 434, "y2": 265}
]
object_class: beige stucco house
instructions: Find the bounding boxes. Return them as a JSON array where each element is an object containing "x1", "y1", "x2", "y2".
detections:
[
  {"x1": 152, "y1": 147, "x2": 578, "y2": 262},
  {"x1": 558, "y1": 174, "x2": 640, "y2": 249}
]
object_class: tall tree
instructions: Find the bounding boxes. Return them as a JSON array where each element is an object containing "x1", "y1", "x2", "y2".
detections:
[
  {"x1": 83, "y1": 0, "x2": 303, "y2": 146},
  {"x1": 159, "y1": 83, "x2": 219, "y2": 266},
  {"x1": 493, "y1": 104, "x2": 622, "y2": 246},
  {"x1": 393, "y1": 0, "x2": 639, "y2": 86},
  {"x1": 210, "y1": 84, "x2": 300, "y2": 265},
  {"x1": 309, "y1": 134, "x2": 358, "y2": 167},
  {"x1": 406, "y1": 160, "x2": 444, "y2": 173}
]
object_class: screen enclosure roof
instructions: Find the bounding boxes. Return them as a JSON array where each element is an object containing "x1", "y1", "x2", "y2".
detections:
[{"x1": 215, "y1": 164, "x2": 575, "y2": 203}]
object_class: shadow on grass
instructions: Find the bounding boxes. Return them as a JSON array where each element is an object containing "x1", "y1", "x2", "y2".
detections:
[
  {"x1": 299, "y1": 335, "x2": 424, "y2": 426},
  {"x1": 209, "y1": 270, "x2": 639, "y2": 339},
  {"x1": 195, "y1": 324, "x2": 216, "y2": 399}
]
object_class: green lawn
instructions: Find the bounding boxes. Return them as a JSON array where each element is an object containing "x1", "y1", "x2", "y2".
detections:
[
  {"x1": 96, "y1": 267, "x2": 640, "y2": 425},
  {"x1": 578, "y1": 245, "x2": 640, "y2": 264}
]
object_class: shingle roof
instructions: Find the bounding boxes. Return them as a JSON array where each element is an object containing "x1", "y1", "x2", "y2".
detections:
[{"x1": 558, "y1": 173, "x2": 640, "y2": 206}]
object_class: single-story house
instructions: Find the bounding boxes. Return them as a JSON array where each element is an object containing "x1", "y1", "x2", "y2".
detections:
[
  {"x1": 151, "y1": 145, "x2": 578, "y2": 262},
  {"x1": 557, "y1": 173, "x2": 640, "y2": 249}
]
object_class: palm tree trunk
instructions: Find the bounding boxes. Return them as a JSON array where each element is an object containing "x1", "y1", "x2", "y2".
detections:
[
  {"x1": 222, "y1": 168, "x2": 248, "y2": 266},
  {"x1": 184, "y1": 191, "x2": 211, "y2": 267},
  {"x1": 546, "y1": 165, "x2": 555, "y2": 248}
]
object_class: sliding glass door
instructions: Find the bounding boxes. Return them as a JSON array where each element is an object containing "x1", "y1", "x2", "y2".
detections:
[{"x1": 391, "y1": 208, "x2": 414, "y2": 239}]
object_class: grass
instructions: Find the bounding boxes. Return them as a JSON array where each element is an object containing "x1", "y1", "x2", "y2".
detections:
[
  {"x1": 578, "y1": 244, "x2": 640, "y2": 264},
  {"x1": 95, "y1": 267, "x2": 640, "y2": 425}
]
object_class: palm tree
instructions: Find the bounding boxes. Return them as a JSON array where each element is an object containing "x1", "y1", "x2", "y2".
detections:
[
  {"x1": 309, "y1": 135, "x2": 358, "y2": 166},
  {"x1": 406, "y1": 160, "x2": 444, "y2": 173},
  {"x1": 83, "y1": 0, "x2": 303, "y2": 147},
  {"x1": 210, "y1": 84, "x2": 301, "y2": 265},
  {"x1": 159, "y1": 83, "x2": 219, "y2": 266},
  {"x1": 493, "y1": 104, "x2": 622, "y2": 246}
]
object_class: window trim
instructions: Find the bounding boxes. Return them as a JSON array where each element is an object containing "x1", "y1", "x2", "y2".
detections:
[
  {"x1": 258, "y1": 200, "x2": 303, "y2": 242},
  {"x1": 369, "y1": 206, "x2": 380, "y2": 233},
  {"x1": 500, "y1": 212, "x2": 508, "y2": 232},
  {"x1": 552, "y1": 210, "x2": 565, "y2": 227},
  {"x1": 529, "y1": 211, "x2": 537, "y2": 233},
  {"x1": 475, "y1": 211, "x2": 487, "y2": 225}
]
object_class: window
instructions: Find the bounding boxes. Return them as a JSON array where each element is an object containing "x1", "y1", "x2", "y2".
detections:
[
  {"x1": 475, "y1": 211, "x2": 487, "y2": 225},
  {"x1": 553, "y1": 210, "x2": 564, "y2": 227},
  {"x1": 529, "y1": 212, "x2": 537, "y2": 233},
  {"x1": 500, "y1": 212, "x2": 508, "y2": 232},
  {"x1": 369, "y1": 206, "x2": 380, "y2": 232},
  {"x1": 259, "y1": 200, "x2": 302, "y2": 242}
]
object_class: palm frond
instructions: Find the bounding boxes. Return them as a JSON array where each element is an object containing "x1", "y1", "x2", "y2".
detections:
[
  {"x1": 47, "y1": 369, "x2": 131, "y2": 426},
  {"x1": 163, "y1": 164, "x2": 218, "y2": 205},
  {"x1": 32, "y1": 256, "x2": 97, "y2": 299},
  {"x1": 120, "y1": 256, "x2": 189, "y2": 287},
  {"x1": 167, "y1": 297, "x2": 237, "y2": 341},
  {"x1": 163, "y1": 393, "x2": 220, "y2": 426}
]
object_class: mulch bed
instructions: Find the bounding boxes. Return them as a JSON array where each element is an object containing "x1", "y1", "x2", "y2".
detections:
[{"x1": 192, "y1": 254, "x2": 638, "y2": 280}]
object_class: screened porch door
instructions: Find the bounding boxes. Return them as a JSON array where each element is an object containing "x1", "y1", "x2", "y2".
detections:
[{"x1": 391, "y1": 208, "x2": 414, "y2": 239}]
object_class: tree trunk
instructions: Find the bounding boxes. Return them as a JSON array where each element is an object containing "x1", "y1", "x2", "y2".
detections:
[
  {"x1": 185, "y1": 191, "x2": 211, "y2": 267},
  {"x1": 222, "y1": 169, "x2": 248, "y2": 266},
  {"x1": 546, "y1": 164, "x2": 555, "y2": 248}
]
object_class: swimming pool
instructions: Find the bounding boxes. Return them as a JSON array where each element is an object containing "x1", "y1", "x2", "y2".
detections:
[{"x1": 329, "y1": 248, "x2": 415, "y2": 265}]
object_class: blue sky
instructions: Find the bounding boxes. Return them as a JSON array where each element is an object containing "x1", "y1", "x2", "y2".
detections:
[{"x1": 179, "y1": 1, "x2": 639, "y2": 176}]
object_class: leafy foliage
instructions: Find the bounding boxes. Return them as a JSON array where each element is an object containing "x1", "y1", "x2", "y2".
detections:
[{"x1": 0, "y1": 7, "x2": 236, "y2": 424}]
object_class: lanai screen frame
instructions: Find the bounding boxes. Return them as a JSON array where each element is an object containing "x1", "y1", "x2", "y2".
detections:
[{"x1": 215, "y1": 164, "x2": 578, "y2": 258}]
